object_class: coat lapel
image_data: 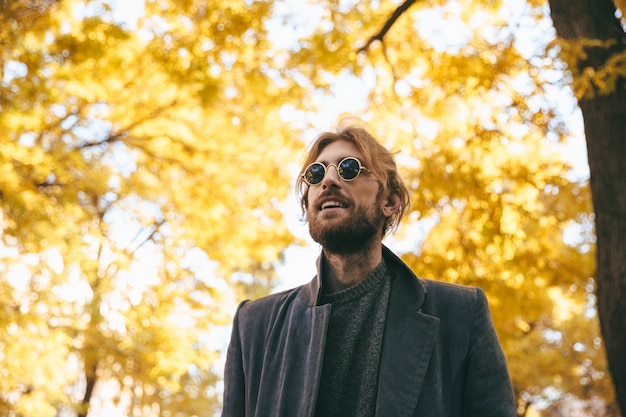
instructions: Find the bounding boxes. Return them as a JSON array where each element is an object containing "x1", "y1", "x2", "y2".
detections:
[{"x1": 375, "y1": 249, "x2": 440, "y2": 417}]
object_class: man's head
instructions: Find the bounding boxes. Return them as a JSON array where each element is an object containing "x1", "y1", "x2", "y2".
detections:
[{"x1": 296, "y1": 124, "x2": 410, "y2": 251}]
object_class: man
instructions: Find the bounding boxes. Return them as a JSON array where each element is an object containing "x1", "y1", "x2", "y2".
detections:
[{"x1": 222, "y1": 124, "x2": 516, "y2": 417}]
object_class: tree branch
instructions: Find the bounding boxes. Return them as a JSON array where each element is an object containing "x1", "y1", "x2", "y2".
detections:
[{"x1": 358, "y1": 0, "x2": 419, "y2": 53}]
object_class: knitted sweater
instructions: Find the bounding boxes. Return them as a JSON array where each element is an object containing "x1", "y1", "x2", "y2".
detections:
[{"x1": 314, "y1": 260, "x2": 391, "y2": 417}]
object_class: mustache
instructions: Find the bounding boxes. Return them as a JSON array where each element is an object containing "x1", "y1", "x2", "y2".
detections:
[
  {"x1": 318, "y1": 189, "x2": 346, "y2": 199},
  {"x1": 315, "y1": 190, "x2": 349, "y2": 202}
]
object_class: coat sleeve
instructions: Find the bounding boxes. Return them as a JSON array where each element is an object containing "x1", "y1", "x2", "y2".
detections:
[
  {"x1": 462, "y1": 288, "x2": 517, "y2": 417},
  {"x1": 221, "y1": 301, "x2": 248, "y2": 417}
]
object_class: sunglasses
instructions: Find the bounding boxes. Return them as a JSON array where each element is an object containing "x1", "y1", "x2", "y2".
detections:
[{"x1": 302, "y1": 157, "x2": 370, "y2": 185}]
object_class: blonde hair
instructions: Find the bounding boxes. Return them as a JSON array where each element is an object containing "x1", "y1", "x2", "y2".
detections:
[{"x1": 296, "y1": 124, "x2": 410, "y2": 236}]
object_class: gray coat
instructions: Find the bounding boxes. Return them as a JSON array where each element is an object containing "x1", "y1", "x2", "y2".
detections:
[{"x1": 222, "y1": 246, "x2": 516, "y2": 417}]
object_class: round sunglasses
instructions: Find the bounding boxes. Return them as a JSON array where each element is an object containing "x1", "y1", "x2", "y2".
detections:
[{"x1": 302, "y1": 157, "x2": 370, "y2": 185}]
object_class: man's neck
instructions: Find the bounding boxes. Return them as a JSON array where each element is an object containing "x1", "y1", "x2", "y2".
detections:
[{"x1": 322, "y1": 241, "x2": 383, "y2": 293}]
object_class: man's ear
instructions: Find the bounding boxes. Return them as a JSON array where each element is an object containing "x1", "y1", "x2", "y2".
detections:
[{"x1": 381, "y1": 192, "x2": 402, "y2": 217}]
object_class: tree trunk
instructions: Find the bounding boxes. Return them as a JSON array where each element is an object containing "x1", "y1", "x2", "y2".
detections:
[
  {"x1": 78, "y1": 361, "x2": 98, "y2": 417},
  {"x1": 548, "y1": 0, "x2": 626, "y2": 413}
]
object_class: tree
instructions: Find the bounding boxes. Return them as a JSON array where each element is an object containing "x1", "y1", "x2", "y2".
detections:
[
  {"x1": 548, "y1": 0, "x2": 626, "y2": 413},
  {"x1": 1, "y1": 0, "x2": 302, "y2": 415}
]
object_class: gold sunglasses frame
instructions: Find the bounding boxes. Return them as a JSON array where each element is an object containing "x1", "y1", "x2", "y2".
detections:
[{"x1": 301, "y1": 157, "x2": 370, "y2": 185}]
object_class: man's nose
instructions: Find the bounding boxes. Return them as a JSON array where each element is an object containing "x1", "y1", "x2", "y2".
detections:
[{"x1": 321, "y1": 164, "x2": 341, "y2": 186}]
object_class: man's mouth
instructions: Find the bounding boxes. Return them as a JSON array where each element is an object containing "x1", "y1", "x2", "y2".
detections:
[{"x1": 320, "y1": 200, "x2": 347, "y2": 211}]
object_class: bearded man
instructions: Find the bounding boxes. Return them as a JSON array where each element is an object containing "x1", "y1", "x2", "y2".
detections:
[{"x1": 221, "y1": 123, "x2": 516, "y2": 417}]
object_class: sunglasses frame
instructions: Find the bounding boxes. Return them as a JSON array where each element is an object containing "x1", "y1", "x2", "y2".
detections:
[{"x1": 302, "y1": 156, "x2": 370, "y2": 185}]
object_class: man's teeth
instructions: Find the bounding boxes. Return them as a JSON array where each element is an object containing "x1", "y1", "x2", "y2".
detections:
[{"x1": 321, "y1": 201, "x2": 345, "y2": 209}]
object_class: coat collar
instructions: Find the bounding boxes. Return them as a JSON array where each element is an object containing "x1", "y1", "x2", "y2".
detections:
[{"x1": 375, "y1": 247, "x2": 440, "y2": 416}]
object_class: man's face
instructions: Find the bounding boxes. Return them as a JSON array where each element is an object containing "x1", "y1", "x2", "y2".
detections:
[{"x1": 306, "y1": 140, "x2": 385, "y2": 254}]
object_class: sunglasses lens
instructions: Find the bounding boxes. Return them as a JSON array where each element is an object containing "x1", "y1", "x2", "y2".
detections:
[
  {"x1": 304, "y1": 163, "x2": 326, "y2": 184},
  {"x1": 338, "y1": 158, "x2": 361, "y2": 180}
]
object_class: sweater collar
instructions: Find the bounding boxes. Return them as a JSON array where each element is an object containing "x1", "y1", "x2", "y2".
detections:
[{"x1": 299, "y1": 245, "x2": 427, "y2": 308}]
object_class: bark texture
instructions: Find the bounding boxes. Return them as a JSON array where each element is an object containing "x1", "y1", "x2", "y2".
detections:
[{"x1": 549, "y1": 0, "x2": 626, "y2": 413}]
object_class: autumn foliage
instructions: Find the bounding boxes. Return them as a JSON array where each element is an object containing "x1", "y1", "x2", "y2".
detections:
[{"x1": 0, "y1": 0, "x2": 622, "y2": 416}]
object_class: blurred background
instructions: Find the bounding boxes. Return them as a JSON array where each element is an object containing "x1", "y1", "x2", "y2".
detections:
[{"x1": 1, "y1": 0, "x2": 623, "y2": 416}]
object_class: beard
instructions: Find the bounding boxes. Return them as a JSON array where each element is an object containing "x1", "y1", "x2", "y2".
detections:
[{"x1": 308, "y1": 202, "x2": 384, "y2": 254}]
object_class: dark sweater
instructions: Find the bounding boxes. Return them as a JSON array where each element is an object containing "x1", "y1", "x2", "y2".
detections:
[{"x1": 314, "y1": 260, "x2": 391, "y2": 417}]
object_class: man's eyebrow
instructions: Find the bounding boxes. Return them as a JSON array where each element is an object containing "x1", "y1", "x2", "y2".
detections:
[{"x1": 315, "y1": 156, "x2": 352, "y2": 164}]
